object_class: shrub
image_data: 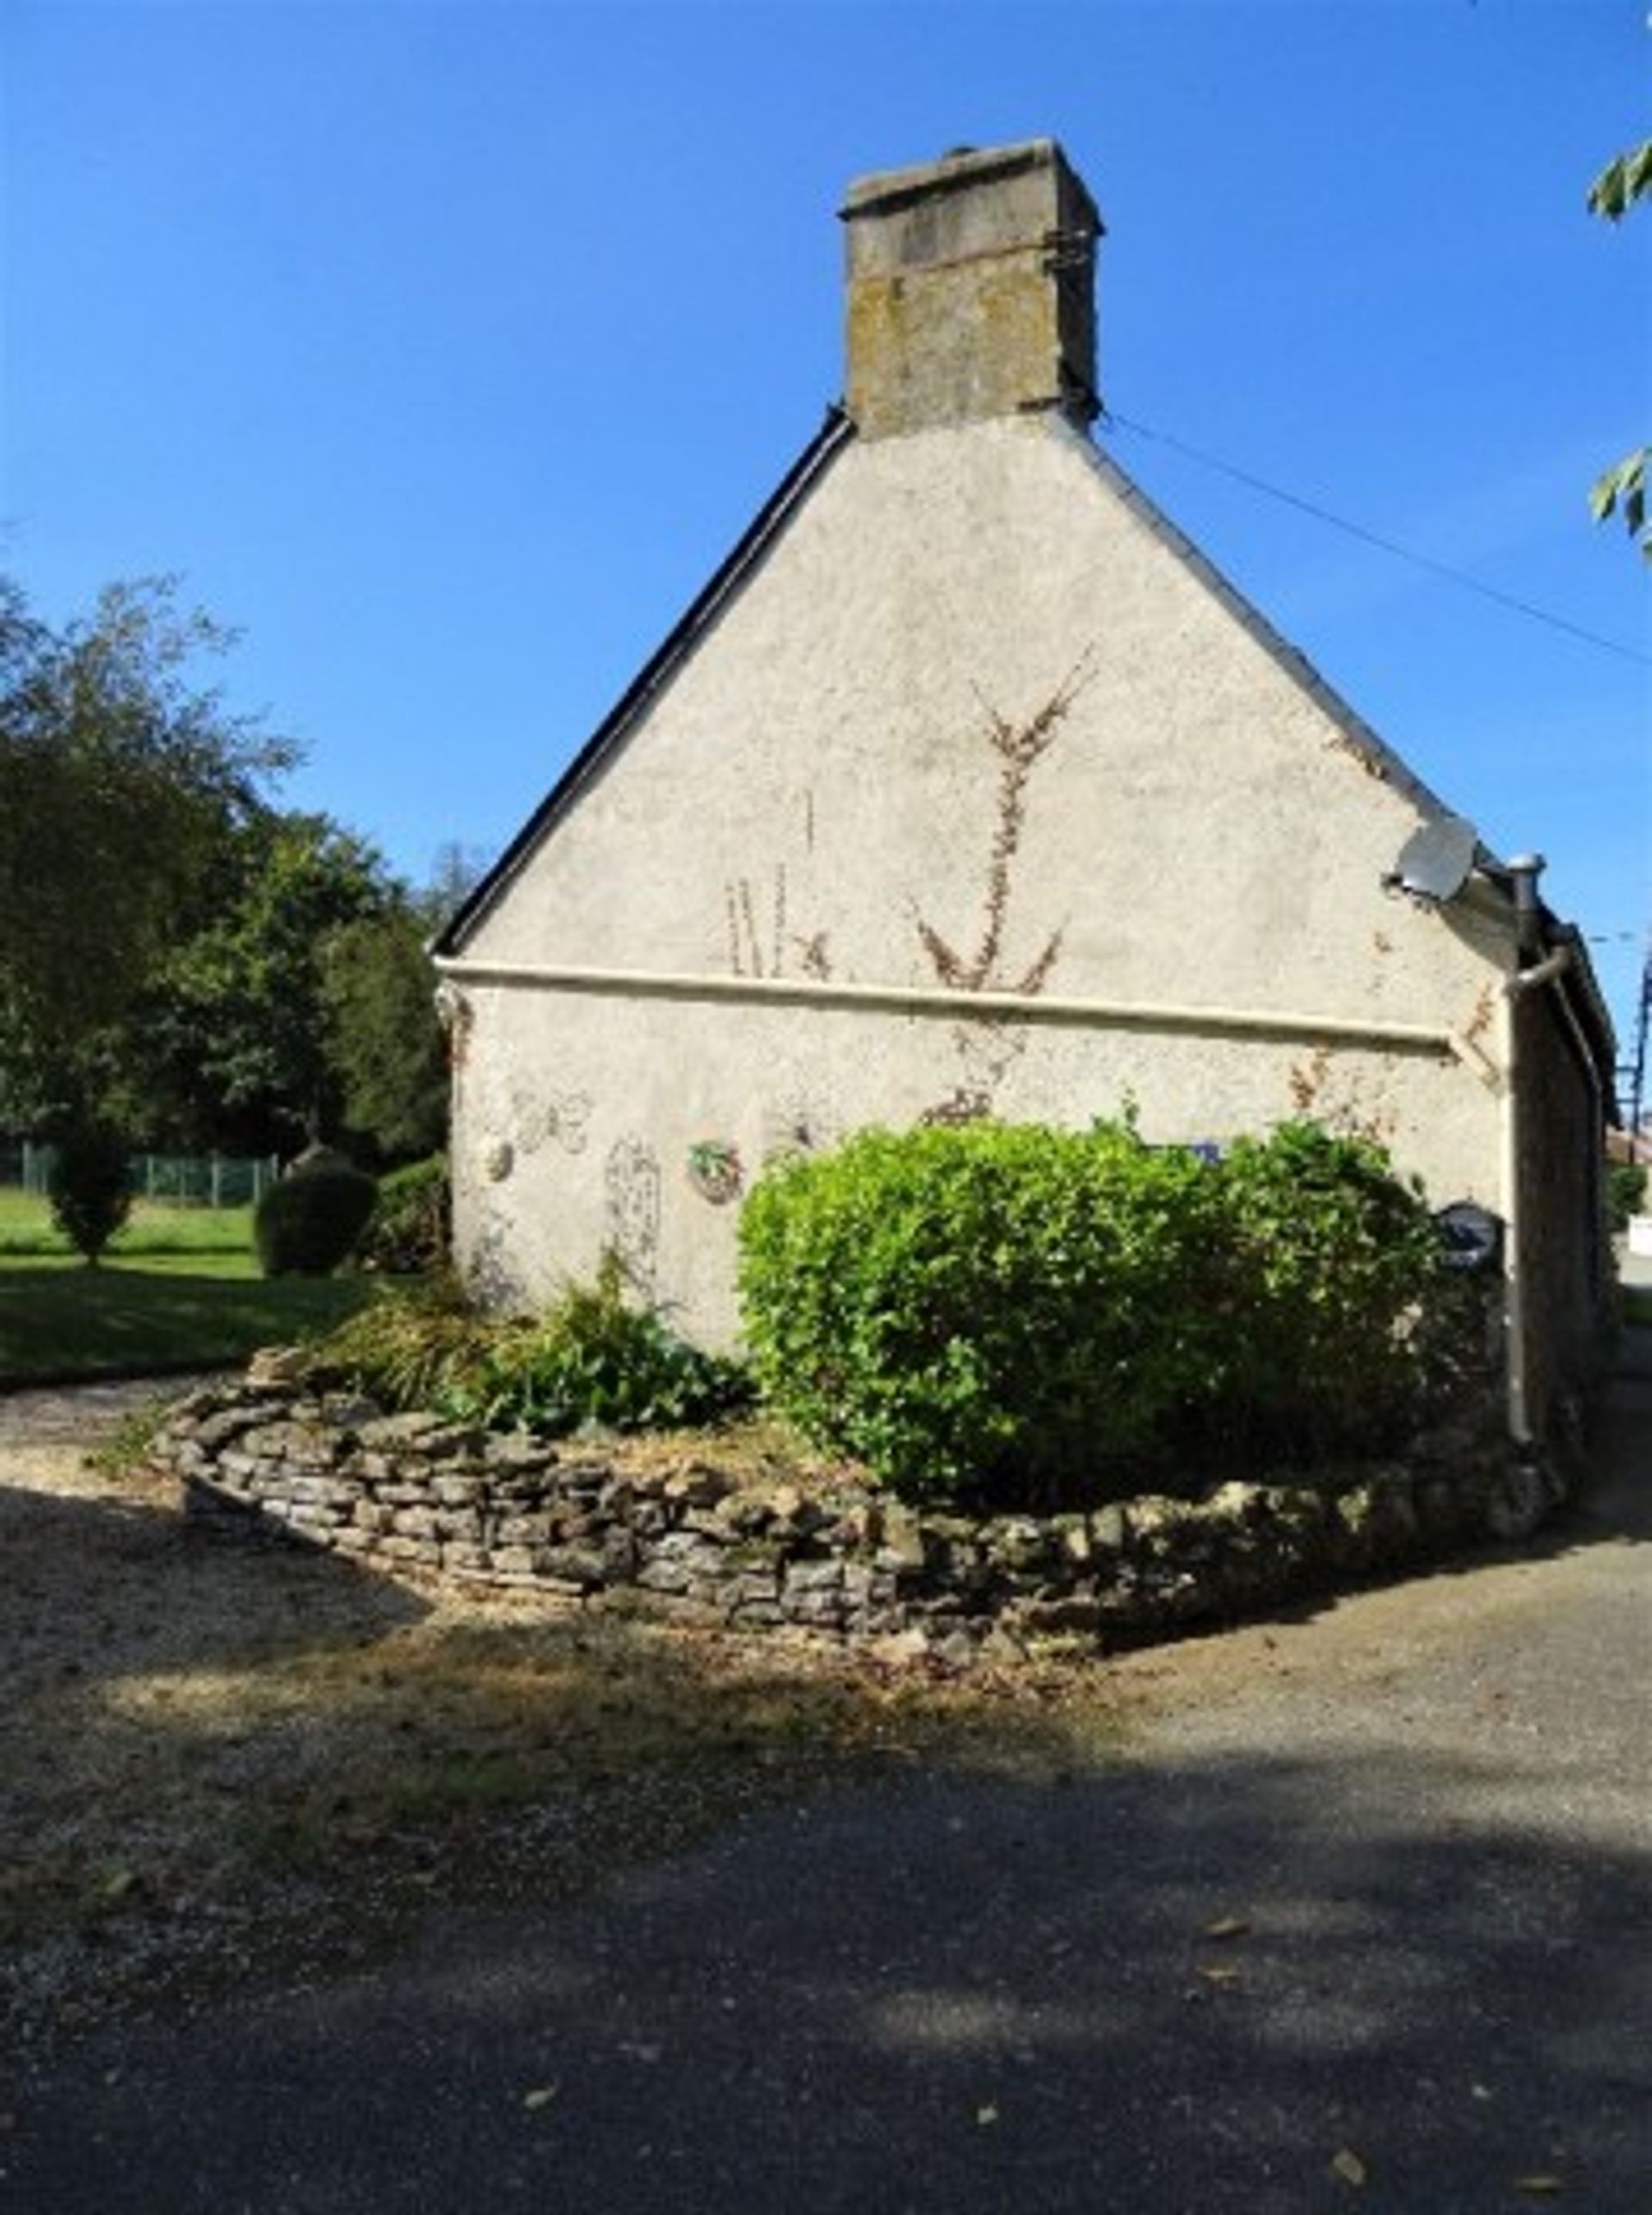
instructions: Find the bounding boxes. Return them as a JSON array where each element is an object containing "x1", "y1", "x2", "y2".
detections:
[
  {"x1": 1204, "y1": 1122, "x2": 1443, "y2": 1459},
  {"x1": 738, "y1": 1120, "x2": 1227, "y2": 1509},
  {"x1": 255, "y1": 1147, "x2": 378, "y2": 1277},
  {"x1": 354, "y1": 1154, "x2": 450, "y2": 1275},
  {"x1": 46, "y1": 1120, "x2": 133, "y2": 1266},
  {"x1": 452, "y1": 1253, "x2": 750, "y2": 1434},
  {"x1": 1607, "y1": 1160, "x2": 1647, "y2": 1236},
  {"x1": 739, "y1": 1117, "x2": 1451, "y2": 1509},
  {"x1": 312, "y1": 1253, "x2": 749, "y2": 1436}
]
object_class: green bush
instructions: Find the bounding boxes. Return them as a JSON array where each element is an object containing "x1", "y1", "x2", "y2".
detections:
[
  {"x1": 354, "y1": 1154, "x2": 450, "y2": 1275},
  {"x1": 1205, "y1": 1122, "x2": 1443, "y2": 1459},
  {"x1": 738, "y1": 1120, "x2": 1227, "y2": 1509},
  {"x1": 1607, "y1": 1160, "x2": 1646, "y2": 1236},
  {"x1": 453, "y1": 1254, "x2": 750, "y2": 1434},
  {"x1": 46, "y1": 1120, "x2": 133, "y2": 1267},
  {"x1": 255, "y1": 1148, "x2": 378, "y2": 1277},
  {"x1": 738, "y1": 1117, "x2": 1447, "y2": 1508},
  {"x1": 313, "y1": 1253, "x2": 749, "y2": 1436}
]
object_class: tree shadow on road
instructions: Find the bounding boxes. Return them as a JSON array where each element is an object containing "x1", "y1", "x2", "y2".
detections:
[{"x1": 6, "y1": 1739, "x2": 1647, "y2": 2215}]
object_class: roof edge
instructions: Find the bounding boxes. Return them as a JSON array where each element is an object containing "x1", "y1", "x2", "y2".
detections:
[
  {"x1": 1070, "y1": 421, "x2": 1623, "y2": 1089},
  {"x1": 433, "y1": 405, "x2": 857, "y2": 959},
  {"x1": 1069, "y1": 418, "x2": 1451, "y2": 822}
]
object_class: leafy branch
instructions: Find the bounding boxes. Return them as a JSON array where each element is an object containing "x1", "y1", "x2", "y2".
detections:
[{"x1": 1587, "y1": 138, "x2": 1651, "y2": 559}]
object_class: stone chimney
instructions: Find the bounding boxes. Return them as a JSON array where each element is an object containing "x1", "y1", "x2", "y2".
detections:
[{"x1": 840, "y1": 139, "x2": 1102, "y2": 441}]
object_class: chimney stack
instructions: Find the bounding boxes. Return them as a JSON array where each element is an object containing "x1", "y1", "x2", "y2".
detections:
[{"x1": 840, "y1": 139, "x2": 1102, "y2": 441}]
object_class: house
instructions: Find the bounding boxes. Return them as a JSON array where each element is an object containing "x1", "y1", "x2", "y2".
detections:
[{"x1": 432, "y1": 139, "x2": 1617, "y2": 1448}]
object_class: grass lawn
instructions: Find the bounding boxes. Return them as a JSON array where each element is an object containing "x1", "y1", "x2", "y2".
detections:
[
  {"x1": 0, "y1": 1259, "x2": 378, "y2": 1385},
  {"x1": 0, "y1": 1185, "x2": 381, "y2": 1384},
  {"x1": 0, "y1": 1188, "x2": 255, "y2": 1259}
]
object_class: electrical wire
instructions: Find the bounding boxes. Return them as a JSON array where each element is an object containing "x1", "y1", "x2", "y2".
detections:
[{"x1": 1105, "y1": 410, "x2": 1652, "y2": 669}]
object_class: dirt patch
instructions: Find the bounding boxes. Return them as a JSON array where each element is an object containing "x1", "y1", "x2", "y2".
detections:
[{"x1": 1, "y1": 1383, "x2": 1131, "y2": 2065}]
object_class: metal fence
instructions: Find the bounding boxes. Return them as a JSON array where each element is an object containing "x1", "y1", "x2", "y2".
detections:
[{"x1": 0, "y1": 1140, "x2": 280, "y2": 1207}]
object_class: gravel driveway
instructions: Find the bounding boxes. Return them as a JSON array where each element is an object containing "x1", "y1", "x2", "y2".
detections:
[{"x1": 3, "y1": 1343, "x2": 1649, "y2": 2213}]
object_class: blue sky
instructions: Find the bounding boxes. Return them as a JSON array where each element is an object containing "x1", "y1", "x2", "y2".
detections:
[{"x1": 4, "y1": 0, "x2": 1649, "y2": 1055}]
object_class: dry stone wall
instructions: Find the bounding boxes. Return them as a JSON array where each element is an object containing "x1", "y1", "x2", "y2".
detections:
[{"x1": 151, "y1": 1377, "x2": 1570, "y2": 1657}]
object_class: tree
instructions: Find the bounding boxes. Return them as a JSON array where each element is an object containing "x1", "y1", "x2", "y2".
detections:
[
  {"x1": 1587, "y1": 139, "x2": 1651, "y2": 558},
  {"x1": 0, "y1": 576, "x2": 297, "y2": 1061},
  {"x1": 117, "y1": 811, "x2": 399, "y2": 1154},
  {"x1": 1, "y1": 573, "x2": 469, "y2": 1162},
  {"x1": 318, "y1": 902, "x2": 449, "y2": 1162},
  {"x1": 311, "y1": 842, "x2": 487, "y2": 1162}
]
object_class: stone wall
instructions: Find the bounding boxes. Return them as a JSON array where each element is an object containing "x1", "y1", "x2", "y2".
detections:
[{"x1": 151, "y1": 1378, "x2": 1571, "y2": 1658}]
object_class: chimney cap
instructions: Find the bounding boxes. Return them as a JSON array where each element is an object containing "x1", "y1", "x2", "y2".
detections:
[{"x1": 840, "y1": 137, "x2": 1101, "y2": 237}]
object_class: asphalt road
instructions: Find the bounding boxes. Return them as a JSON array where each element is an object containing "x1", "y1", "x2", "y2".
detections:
[{"x1": 4, "y1": 1342, "x2": 1649, "y2": 2215}]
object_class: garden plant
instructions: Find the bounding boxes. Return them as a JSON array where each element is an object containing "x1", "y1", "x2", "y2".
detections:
[{"x1": 739, "y1": 1117, "x2": 1449, "y2": 1510}]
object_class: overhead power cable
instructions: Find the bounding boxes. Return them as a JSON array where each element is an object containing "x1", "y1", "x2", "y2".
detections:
[{"x1": 1105, "y1": 411, "x2": 1652, "y2": 669}]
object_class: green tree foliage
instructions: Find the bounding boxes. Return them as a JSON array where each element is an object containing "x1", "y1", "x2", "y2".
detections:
[
  {"x1": 1, "y1": 572, "x2": 464, "y2": 1163},
  {"x1": 1587, "y1": 138, "x2": 1652, "y2": 222},
  {"x1": 1607, "y1": 1159, "x2": 1647, "y2": 1234},
  {"x1": 1587, "y1": 139, "x2": 1651, "y2": 558},
  {"x1": 105, "y1": 822, "x2": 461, "y2": 1160},
  {"x1": 0, "y1": 576, "x2": 295, "y2": 1064},
  {"x1": 311, "y1": 842, "x2": 485, "y2": 1163},
  {"x1": 318, "y1": 905, "x2": 449, "y2": 1162},
  {"x1": 127, "y1": 811, "x2": 393, "y2": 1151}
]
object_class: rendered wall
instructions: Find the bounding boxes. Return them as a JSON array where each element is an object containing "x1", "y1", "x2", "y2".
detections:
[
  {"x1": 450, "y1": 414, "x2": 1514, "y2": 1341},
  {"x1": 450, "y1": 983, "x2": 1502, "y2": 1347}
]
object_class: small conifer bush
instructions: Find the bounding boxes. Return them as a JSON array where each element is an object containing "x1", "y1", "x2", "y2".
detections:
[{"x1": 46, "y1": 1120, "x2": 133, "y2": 1267}]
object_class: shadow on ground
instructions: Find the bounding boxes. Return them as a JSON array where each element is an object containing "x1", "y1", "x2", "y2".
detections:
[
  {"x1": 2, "y1": 1338, "x2": 1647, "y2": 2212},
  {"x1": 3, "y1": 1740, "x2": 1647, "y2": 2214}
]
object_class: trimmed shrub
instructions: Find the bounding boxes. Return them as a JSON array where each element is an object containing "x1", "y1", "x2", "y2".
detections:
[
  {"x1": 46, "y1": 1120, "x2": 133, "y2": 1266},
  {"x1": 1207, "y1": 1123, "x2": 1443, "y2": 1459},
  {"x1": 354, "y1": 1154, "x2": 450, "y2": 1275},
  {"x1": 255, "y1": 1148, "x2": 378, "y2": 1277},
  {"x1": 738, "y1": 1120, "x2": 1227, "y2": 1509},
  {"x1": 739, "y1": 1117, "x2": 1450, "y2": 1509}
]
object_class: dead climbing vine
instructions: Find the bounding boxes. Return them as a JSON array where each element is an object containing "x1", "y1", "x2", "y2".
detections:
[{"x1": 914, "y1": 651, "x2": 1096, "y2": 1124}]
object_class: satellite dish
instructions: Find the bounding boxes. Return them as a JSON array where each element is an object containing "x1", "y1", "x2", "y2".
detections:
[{"x1": 1389, "y1": 814, "x2": 1479, "y2": 904}]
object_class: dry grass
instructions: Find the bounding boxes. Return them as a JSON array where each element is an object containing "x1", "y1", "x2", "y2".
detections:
[{"x1": 2, "y1": 1400, "x2": 1129, "y2": 2061}]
